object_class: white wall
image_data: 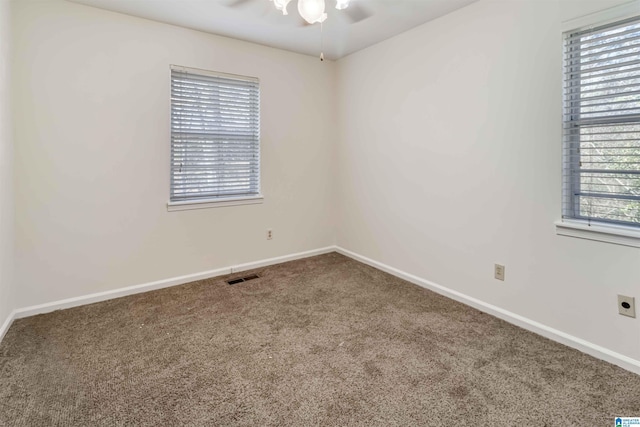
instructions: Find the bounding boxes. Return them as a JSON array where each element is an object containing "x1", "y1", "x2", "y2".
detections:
[
  {"x1": 0, "y1": 0, "x2": 14, "y2": 331},
  {"x1": 12, "y1": 0, "x2": 336, "y2": 307},
  {"x1": 336, "y1": 0, "x2": 640, "y2": 362},
  {"x1": 10, "y1": 0, "x2": 640, "y2": 368}
]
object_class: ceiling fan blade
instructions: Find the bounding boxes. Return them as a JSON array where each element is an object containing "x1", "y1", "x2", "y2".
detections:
[
  {"x1": 343, "y1": 3, "x2": 372, "y2": 23},
  {"x1": 225, "y1": 0, "x2": 256, "y2": 8}
]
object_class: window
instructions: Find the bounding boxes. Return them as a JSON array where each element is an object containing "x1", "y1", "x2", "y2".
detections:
[
  {"x1": 169, "y1": 65, "x2": 261, "y2": 210},
  {"x1": 562, "y1": 15, "x2": 640, "y2": 228}
]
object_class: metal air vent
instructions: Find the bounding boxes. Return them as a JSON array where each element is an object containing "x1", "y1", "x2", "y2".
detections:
[{"x1": 227, "y1": 274, "x2": 260, "y2": 285}]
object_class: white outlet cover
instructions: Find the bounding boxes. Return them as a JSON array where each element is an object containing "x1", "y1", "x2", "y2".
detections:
[{"x1": 618, "y1": 295, "x2": 636, "y2": 318}]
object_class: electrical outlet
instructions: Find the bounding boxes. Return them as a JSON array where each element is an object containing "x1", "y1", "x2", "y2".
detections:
[
  {"x1": 267, "y1": 229, "x2": 273, "y2": 240},
  {"x1": 618, "y1": 295, "x2": 635, "y2": 318},
  {"x1": 494, "y1": 264, "x2": 505, "y2": 281}
]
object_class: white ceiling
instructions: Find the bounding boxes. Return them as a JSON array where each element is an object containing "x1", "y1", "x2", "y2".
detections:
[{"x1": 68, "y1": 0, "x2": 479, "y2": 60}]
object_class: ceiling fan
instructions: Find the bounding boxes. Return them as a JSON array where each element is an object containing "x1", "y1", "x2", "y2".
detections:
[
  {"x1": 227, "y1": 0, "x2": 372, "y2": 26},
  {"x1": 227, "y1": 0, "x2": 371, "y2": 61}
]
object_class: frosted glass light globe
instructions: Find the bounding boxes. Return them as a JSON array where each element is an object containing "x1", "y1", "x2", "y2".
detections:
[
  {"x1": 298, "y1": 0, "x2": 327, "y2": 24},
  {"x1": 272, "y1": 0, "x2": 292, "y2": 15}
]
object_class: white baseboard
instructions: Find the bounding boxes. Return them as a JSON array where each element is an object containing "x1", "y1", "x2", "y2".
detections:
[
  {"x1": 11, "y1": 246, "x2": 335, "y2": 321},
  {"x1": 13, "y1": 266, "x2": 229, "y2": 320},
  {"x1": 230, "y1": 246, "x2": 334, "y2": 273},
  {"x1": 5, "y1": 244, "x2": 640, "y2": 376},
  {"x1": 335, "y1": 246, "x2": 640, "y2": 376},
  {"x1": 0, "y1": 309, "x2": 16, "y2": 344}
]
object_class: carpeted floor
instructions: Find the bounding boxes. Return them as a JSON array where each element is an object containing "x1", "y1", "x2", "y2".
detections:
[{"x1": 1, "y1": 252, "x2": 639, "y2": 426}]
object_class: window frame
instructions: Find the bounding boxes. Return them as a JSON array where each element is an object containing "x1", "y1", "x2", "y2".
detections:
[
  {"x1": 556, "y1": 3, "x2": 640, "y2": 247},
  {"x1": 167, "y1": 65, "x2": 263, "y2": 211}
]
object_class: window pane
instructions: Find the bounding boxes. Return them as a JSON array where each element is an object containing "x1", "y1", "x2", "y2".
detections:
[
  {"x1": 563, "y1": 16, "x2": 640, "y2": 227},
  {"x1": 170, "y1": 67, "x2": 260, "y2": 202}
]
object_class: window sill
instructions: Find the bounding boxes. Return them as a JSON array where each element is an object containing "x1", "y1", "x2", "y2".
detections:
[
  {"x1": 167, "y1": 195, "x2": 264, "y2": 212},
  {"x1": 555, "y1": 219, "x2": 640, "y2": 248}
]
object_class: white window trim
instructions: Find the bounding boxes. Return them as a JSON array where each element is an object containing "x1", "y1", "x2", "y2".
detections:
[
  {"x1": 561, "y1": 1, "x2": 640, "y2": 33},
  {"x1": 555, "y1": 219, "x2": 640, "y2": 248},
  {"x1": 169, "y1": 65, "x2": 261, "y2": 210},
  {"x1": 557, "y1": 1, "x2": 640, "y2": 247},
  {"x1": 167, "y1": 195, "x2": 264, "y2": 212}
]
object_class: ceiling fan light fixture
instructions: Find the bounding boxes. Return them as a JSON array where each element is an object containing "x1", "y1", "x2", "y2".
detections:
[
  {"x1": 271, "y1": 0, "x2": 292, "y2": 15},
  {"x1": 298, "y1": 0, "x2": 327, "y2": 24},
  {"x1": 335, "y1": 0, "x2": 349, "y2": 10}
]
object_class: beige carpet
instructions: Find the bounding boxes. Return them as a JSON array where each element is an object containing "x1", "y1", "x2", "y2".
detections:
[{"x1": 1, "y1": 252, "x2": 639, "y2": 426}]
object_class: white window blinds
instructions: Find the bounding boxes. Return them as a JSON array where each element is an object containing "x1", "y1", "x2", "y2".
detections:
[
  {"x1": 563, "y1": 15, "x2": 640, "y2": 227},
  {"x1": 170, "y1": 66, "x2": 260, "y2": 203}
]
